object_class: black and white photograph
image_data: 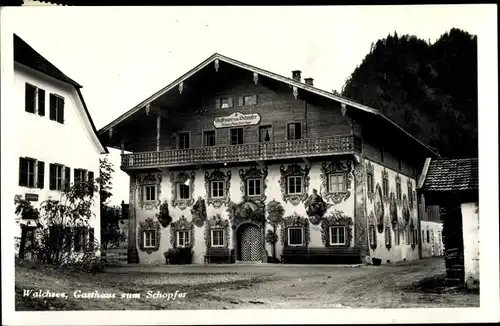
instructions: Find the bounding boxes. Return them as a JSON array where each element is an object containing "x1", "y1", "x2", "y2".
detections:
[{"x1": 1, "y1": 3, "x2": 498, "y2": 325}]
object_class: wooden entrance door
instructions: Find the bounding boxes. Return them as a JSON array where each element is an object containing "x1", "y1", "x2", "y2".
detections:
[{"x1": 239, "y1": 224, "x2": 262, "y2": 261}]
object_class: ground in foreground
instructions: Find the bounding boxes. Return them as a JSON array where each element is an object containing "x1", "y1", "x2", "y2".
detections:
[{"x1": 15, "y1": 257, "x2": 478, "y2": 310}]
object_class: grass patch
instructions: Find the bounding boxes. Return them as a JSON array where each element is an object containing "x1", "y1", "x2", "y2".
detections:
[{"x1": 405, "y1": 274, "x2": 479, "y2": 294}]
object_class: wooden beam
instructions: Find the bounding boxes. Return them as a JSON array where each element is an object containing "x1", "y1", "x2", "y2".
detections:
[
  {"x1": 156, "y1": 115, "x2": 161, "y2": 152},
  {"x1": 121, "y1": 140, "x2": 125, "y2": 155}
]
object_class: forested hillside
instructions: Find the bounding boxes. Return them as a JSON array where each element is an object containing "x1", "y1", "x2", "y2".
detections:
[{"x1": 341, "y1": 28, "x2": 478, "y2": 159}]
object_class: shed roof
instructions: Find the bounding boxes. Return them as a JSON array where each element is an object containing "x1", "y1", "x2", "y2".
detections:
[{"x1": 418, "y1": 158, "x2": 478, "y2": 193}]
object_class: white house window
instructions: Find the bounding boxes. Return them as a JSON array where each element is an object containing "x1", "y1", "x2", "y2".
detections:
[
  {"x1": 396, "y1": 181, "x2": 402, "y2": 201},
  {"x1": 19, "y1": 157, "x2": 42, "y2": 188},
  {"x1": 144, "y1": 230, "x2": 157, "y2": 248},
  {"x1": 385, "y1": 227, "x2": 391, "y2": 246},
  {"x1": 211, "y1": 229, "x2": 224, "y2": 247},
  {"x1": 369, "y1": 225, "x2": 376, "y2": 247},
  {"x1": 367, "y1": 172, "x2": 374, "y2": 193},
  {"x1": 143, "y1": 185, "x2": 156, "y2": 202},
  {"x1": 25, "y1": 83, "x2": 45, "y2": 116},
  {"x1": 177, "y1": 183, "x2": 190, "y2": 199},
  {"x1": 287, "y1": 227, "x2": 304, "y2": 246},
  {"x1": 329, "y1": 226, "x2": 346, "y2": 245},
  {"x1": 211, "y1": 181, "x2": 224, "y2": 198},
  {"x1": 328, "y1": 173, "x2": 346, "y2": 192},
  {"x1": 49, "y1": 93, "x2": 64, "y2": 124},
  {"x1": 177, "y1": 230, "x2": 190, "y2": 247},
  {"x1": 74, "y1": 168, "x2": 88, "y2": 184},
  {"x1": 382, "y1": 178, "x2": 389, "y2": 197},
  {"x1": 50, "y1": 163, "x2": 65, "y2": 191},
  {"x1": 247, "y1": 178, "x2": 262, "y2": 197},
  {"x1": 287, "y1": 176, "x2": 303, "y2": 195}
]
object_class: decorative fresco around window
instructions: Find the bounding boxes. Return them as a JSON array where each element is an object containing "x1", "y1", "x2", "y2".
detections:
[
  {"x1": 389, "y1": 192, "x2": 398, "y2": 230},
  {"x1": 374, "y1": 183, "x2": 385, "y2": 233},
  {"x1": 190, "y1": 196, "x2": 207, "y2": 227},
  {"x1": 407, "y1": 178, "x2": 414, "y2": 210},
  {"x1": 239, "y1": 165, "x2": 268, "y2": 203},
  {"x1": 320, "y1": 161, "x2": 353, "y2": 204},
  {"x1": 204, "y1": 168, "x2": 231, "y2": 208},
  {"x1": 137, "y1": 173, "x2": 162, "y2": 210},
  {"x1": 384, "y1": 226, "x2": 392, "y2": 250},
  {"x1": 137, "y1": 217, "x2": 161, "y2": 254},
  {"x1": 204, "y1": 214, "x2": 230, "y2": 249},
  {"x1": 169, "y1": 215, "x2": 195, "y2": 248},
  {"x1": 381, "y1": 168, "x2": 390, "y2": 204},
  {"x1": 410, "y1": 219, "x2": 416, "y2": 251},
  {"x1": 170, "y1": 171, "x2": 195, "y2": 210},
  {"x1": 395, "y1": 174, "x2": 402, "y2": 207},
  {"x1": 280, "y1": 212, "x2": 310, "y2": 247},
  {"x1": 320, "y1": 210, "x2": 353, "y2": 248},
  {"x1": 279, "y1": 163, "x2": 311, "y2": 206},
  {"x1": 366, "y1": 161, "x2": 375, "y2": 202},
  {"x1": 227, "y1": 200, "x2": 266, "y2": 231},
  {"x1": 402, "y1": 194, "x2": 410, "y2": 225},
  {"x1": 368, "y1": 211, "x2": 377, "y2": 250}
]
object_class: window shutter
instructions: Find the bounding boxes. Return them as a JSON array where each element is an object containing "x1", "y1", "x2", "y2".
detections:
[
  {"x1": 215, "y1": 98, "x2": 221, "y2": 109},
  {"x1": 88, "y1": 171, "x2": 94, "y2": 183},
  {"x1": 64, "y1": 166, "x2": 71, "y2": 188},
  {"x1": 38, "y1": 89, "x2": 45, "y2": 116},
  {"x1": 57, "y1": 98, "x2": 64, "y2": 123},
  {"x1": 49, "y1": 164, "x2": 56, "y2": 190},
  {"x1": 25, "y1": 84, "x2": 35, "y2": 113},
  {"x1": 237, "y1": 96, "x2": 243, "y2": 107},
  {"x1": 74, "y1": 227, "x2": 82, "y2": 252},
  {"x1": 89, "y1": 228, "x2": 95, "y2": 251},
  {"x1": 37, "y1": 161, "x2": 45, "y2": 189},
  {"x1": 49, "y1": 94, "x2": 56, "y2": 120},
  {"x1": 228, "y1": 97, "x2": 234, "y2": 108},
  {"x1": 64, "y1": 227, "x2": 73, "y2": 250},
  {"x1": 19, "y1": 158, "x2": 27, "y2": 186},
  {"x1": 252, "y1": 94, "x2": 257, "y2": 105}
]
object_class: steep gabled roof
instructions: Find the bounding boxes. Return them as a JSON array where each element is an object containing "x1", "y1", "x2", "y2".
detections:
[
  {"x1": 418, "y1": 158, "x2": 478, "y2": 193},
  {"x1": 14, "y1": 34, "x2": 108, "y2": 154},
  {"x1": 98, "y1": 53, "x2": 438, "y2": 156}
]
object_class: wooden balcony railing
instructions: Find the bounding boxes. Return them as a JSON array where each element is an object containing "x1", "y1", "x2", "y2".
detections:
[{"x1": 121, "y1": 135, "x2": 361, "y2": 169}]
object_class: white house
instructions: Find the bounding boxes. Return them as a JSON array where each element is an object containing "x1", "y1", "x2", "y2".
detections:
[{"x1": 8, "y1": 33, "x2": 107, "y2": 258}]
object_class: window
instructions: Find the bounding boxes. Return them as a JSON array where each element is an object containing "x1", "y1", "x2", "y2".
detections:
[
  {"x1": 144, "y1": 230, "x2": 156, "y2": 248},
  {"x1": 367, "y1": 173, "x2": 374, "y2": 193},
  {"x1": 244, "y1": 95, "x2": 257, "y2": 106},
  {"x1": 382, "y1": 178, "x2": 389, "y2": 197},
  {"x1": 178, "y1": 132, "x2": 190, "y2": 149},
  {"x1": 230, "y1": 128, "x2": 243, "y2": 145},
  {"x1": 422, "y1": 230, "x2": 425, "y2": 242},
  {"x1": 385, "y1": 227, "x2": 391, "y2": 245},
  {"x1": 287, "y1": 176, "x2": 302, "y2": 195},
  {"x1": 211, "y1": 229, "x2": 224, "y2": 247},
  {"x1": 73, "y1": 227, "x2": 85, "y2": 252},
  {"x1": 19, "y1": 157, "x2": 42, "y2": 188},
  {"x1": 25, "y1": 83, "x2": 36, "y2": 113},
  {"x1": 203, "y1": 130, "x2": 216, "y2": 147},
  {"x1": 329, "y1": 226, "x2": 346, "y2": 245},
  {"x1": 406, "y1": 229, "x2": 410, "y2": 245},
  {"x1": 259, "y1": 125, "x2": 272, "y2": 142},
  {"x1": 287, "y1": 122, "x2": 302, "y2": 140},
  {"x1": 288, "y1": 227, "x2": 304, "y2": 246},
  {"x1": 177, "y1": 230, "x2": 190, "y2": 247},
  {"x1": 64, "y1": 166, "x2": 70, "y2": 189},
  {"x1": 369, "y1": 225, "x2": 376, "y2": 246},
  {"x1": 74, "y1": 168, "x2": 87, "y2": 184},
  {"x1": 219, "y1": 97, "x2": 232, "y2": 108},
  {"x1": 49, "y1": 94, "x2": 64, "y2": 124},
  {"x1": 328, "y1": 173, "x2": 346, "y2": 192},
  {"x1": 143, "y1": 185, "x2": 156, "y2": 201},
  {"x1": 395, "y1": 227, "x2": 400, "y2": 245},
  {"x1": 408, "y1": 185, "x2": 413, "y2": 206},
  {"x1": 177, "y1": 183, "x2": 190, "y2": 199},
  {"x1": 396, "y1": 181, "x2": 402, "y2": 201},
  {"x1": 49, "y1": 163, "x2": 64, "y2": 190},
  {"x1": 247, "y1": 178, "x2": 262, "y2": 197},
  {"x1": 211, "y1": 181, "x2": 224, "y2": 198}
]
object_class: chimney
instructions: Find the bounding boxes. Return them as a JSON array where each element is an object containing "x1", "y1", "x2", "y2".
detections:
[
  {"x1": 304, "y1": 78, "x2": 314, "y2": 86},
  {"x1": 292, "y1": 70, "x2": 301, "y2": 82}
]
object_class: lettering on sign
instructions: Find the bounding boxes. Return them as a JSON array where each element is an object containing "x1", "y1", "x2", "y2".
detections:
[
  {"x1": 25, "y1": 193, "x2": 39, "y2": 202},
  {"x1": 213, "y1": 112, "x2": 261, "y2": 129}
]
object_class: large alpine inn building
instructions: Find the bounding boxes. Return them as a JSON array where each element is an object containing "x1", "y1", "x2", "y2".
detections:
[{"x1": 99, "y1": 54, "x2": 443, "y2": 265}]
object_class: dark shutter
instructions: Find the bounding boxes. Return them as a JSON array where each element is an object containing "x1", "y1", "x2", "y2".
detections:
[
  {"x1": 49, "y1": 94, "x2": 56, "y2": 121},
  {"x1": 58, "y1": 97, "x2": 65, "y2": 123},
  {"x1": 38, "y1": 89, "x2": 45, "y2": 116},
  {"x1": 19, "y1": 157, "x2": 27, "y2": 186},
  {"x1": 64, "y1": 166, "x2": 71, "y2": 189},
  {"x1": 88, "y1": 171, "x2": 94, "y2": 183},
  {"x1": 49, "y1": 164, "x2": 56, "y2": 190},
  {"x1": 237, "y1": 96, "x2": 243, "y2": 107},
  {"x1": 295, "y1": 123, "x2": 302, "y2": 139},
  {"x1": 74, "y1": 227, "x2": 82, "y2": 252},
  {"x1": 228, "y1": 97, "x2": 234, "y2": 108},
  {"x1": 25, "y1": 84, "x2": 36, "y2": 113},
  {"x1": 64, "y1": 227, "x2": 73, "y2": 250},
  {"x1": 252, "y1": 94, "x2": 258, "y2": 105},
  {"x1": 37, "y1": 161, "x2": 45, "y2": 189},
  {"x1": 215, "y1": 98, "x2": 221, "y2": 109},
  {"x1": 82, "y1": 227, "x2": 88, "y2": 249}
]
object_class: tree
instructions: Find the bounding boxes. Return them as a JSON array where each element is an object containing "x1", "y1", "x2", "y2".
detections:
[{"x1": 266, "y1": 199, "x2": 285, "y2": 262}]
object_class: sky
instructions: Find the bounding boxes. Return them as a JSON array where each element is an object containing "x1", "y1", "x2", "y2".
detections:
[{"x1": 6, "y1": 4, "x2": 493, "y2": 206}]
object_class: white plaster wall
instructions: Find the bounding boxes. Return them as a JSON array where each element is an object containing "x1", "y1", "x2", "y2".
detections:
[
  {"x1": 421, "y1": 221, "x2": 444, "y2": 258},
  {"x1": 365, "y1": 159, "x2": 420, "y2": 263},
  {"x1": 461, "y1": 202, "x2": 479, "y2": 289},
  {"x1": 12, "y1": 64, "x2": 102, "y2": 245},
  {"x1": 134, "y1": 161, "x2": 356, "y2": 264}
]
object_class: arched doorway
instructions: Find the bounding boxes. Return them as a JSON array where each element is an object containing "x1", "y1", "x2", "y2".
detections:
[{"x1": 236, "y1": 223, "x2": 263, "y2": 262}]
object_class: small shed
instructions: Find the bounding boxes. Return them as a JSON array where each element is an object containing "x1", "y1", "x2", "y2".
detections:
[{"x1": 417, "y1": 158, "x2": 479, "y2": 289}]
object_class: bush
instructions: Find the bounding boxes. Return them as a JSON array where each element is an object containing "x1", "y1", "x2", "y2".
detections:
[{"x1": 164, "y1": 244, "x2": 193, "y2": 265}]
